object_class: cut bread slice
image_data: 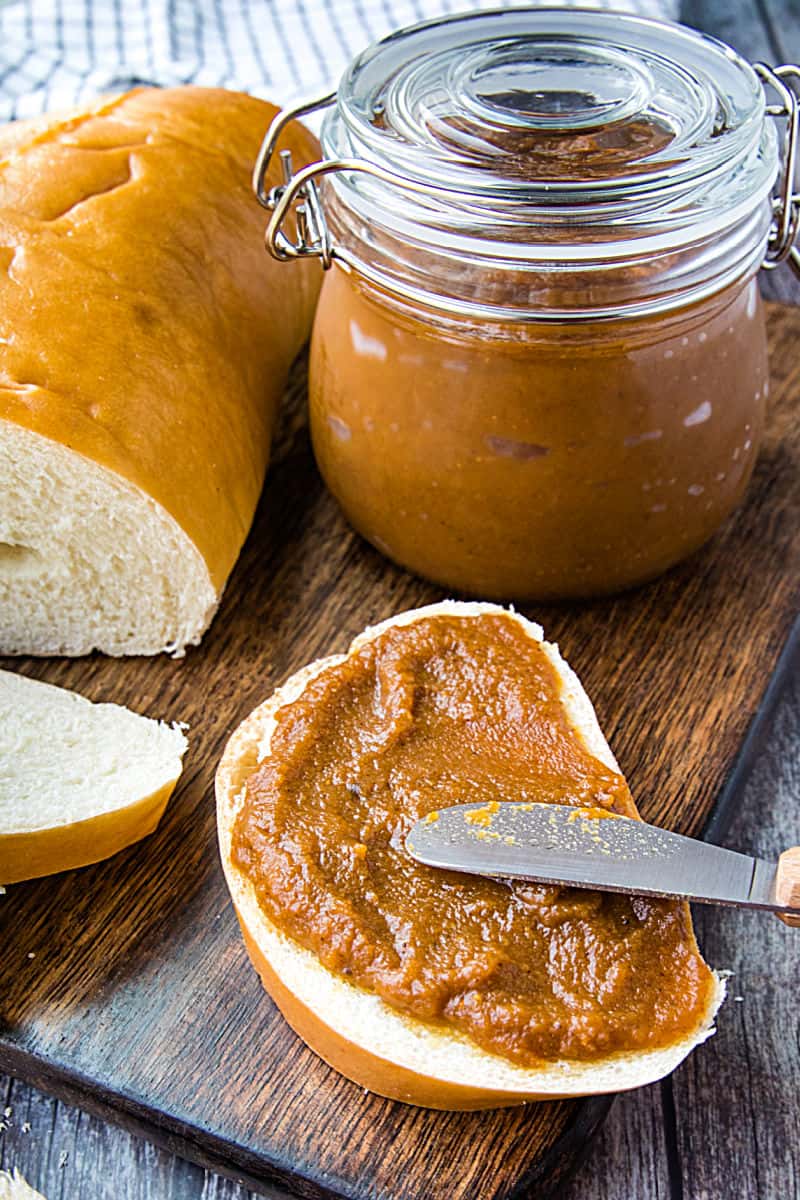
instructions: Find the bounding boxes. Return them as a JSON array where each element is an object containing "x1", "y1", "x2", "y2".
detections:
[
  {"x1": 0, "y1": 669, "x2": 187, "y2": 885},
  {"x1": 217, "y1": 601, "x2": 724, "y2": 1110},
  {"x1": 0, "y1": 422, "x2": 217, "y2": 657}
]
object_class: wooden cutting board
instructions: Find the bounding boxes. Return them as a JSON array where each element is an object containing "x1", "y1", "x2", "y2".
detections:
[{"x1": 0, "y1": 303, "x2": 797, "y2": 1200}]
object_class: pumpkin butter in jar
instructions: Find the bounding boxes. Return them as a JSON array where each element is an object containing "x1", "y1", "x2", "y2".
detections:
[
  {"x1": 311, "y1": 270, "x2": 768, "y2": 598},
  {"x1": 261, "y1": 10, "x2": 791, "y2": 599}
]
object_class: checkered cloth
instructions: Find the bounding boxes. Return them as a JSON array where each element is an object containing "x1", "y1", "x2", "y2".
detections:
[{"x1": 0, "y1": 0, "x2": 679, "y2": 122}]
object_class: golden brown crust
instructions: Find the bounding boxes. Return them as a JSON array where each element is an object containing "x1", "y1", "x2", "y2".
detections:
[
  {"x1": 236, "y1": 908, "x2": 531, "y2": 1109},
  {"x1": 0, "y1": 86, "x2": 321, "y2": 591},
  {"x1": 0, "y1": 777, "x2": 177, "y2": 884}
]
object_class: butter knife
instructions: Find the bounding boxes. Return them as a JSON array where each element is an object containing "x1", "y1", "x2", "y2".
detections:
[{"x1": 406, "y1": 802, "x2": 800, "y2": 925}]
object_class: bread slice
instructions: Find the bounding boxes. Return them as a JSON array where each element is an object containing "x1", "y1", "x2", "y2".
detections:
[
  {"x1": 0, "y1": 87, "x2": 320, "y2": 657},
  {"x1": 0, "y1": 670, "x2": 187, "y2": 885},
  {"x1": 216, "y1": 601, "x2": 724, "y2": 1109}
]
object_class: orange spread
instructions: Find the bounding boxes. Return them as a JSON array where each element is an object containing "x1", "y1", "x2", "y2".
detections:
[
  {"x1": 310, "y1": 268, "x2": 768, "y2": 599},
  {"x1": 233, "y1": 613, "x2": 714, "y2": 1065}
]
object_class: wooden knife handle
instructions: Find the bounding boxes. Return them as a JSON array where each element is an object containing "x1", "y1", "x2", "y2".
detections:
[{"x1": 776, "y1": 848, "x2": 800, "y2": 926}]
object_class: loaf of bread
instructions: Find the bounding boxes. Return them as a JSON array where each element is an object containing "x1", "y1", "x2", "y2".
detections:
[
  {"x1": 0, "y1": 669, "x2": 187, "y2": 884},
  {"x1": 0, "y1": 87, "x2": 320, "y2": 656},
  {"x1": 217, "y1": 602, "x2": 724, "y2": 1109}
]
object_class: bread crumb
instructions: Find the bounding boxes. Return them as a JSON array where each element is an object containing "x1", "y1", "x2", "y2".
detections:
[
  {"x1": 734, "y1": 995, "x2": 744, "y2": 1002},
  {"x1": 57, "y1": 1152, "x2": 68, "y2": 1169},
  {"x1": 2, "y1": 1107, "x2": 10, "y2": 1119},
  {"x1": 21, "y1": 1122, "x2": 31, "y2": 1134},
  {"x1": 27, "y1": 952, "x2": 35, "y2": 959},
  {"x1": 0, "y1": 1170, "x2": 48, "y2": 1200}
]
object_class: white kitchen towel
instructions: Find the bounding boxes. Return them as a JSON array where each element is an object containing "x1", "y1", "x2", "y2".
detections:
[{"x1": 0, "y1": 0, "x2": 680, "y2": 123}]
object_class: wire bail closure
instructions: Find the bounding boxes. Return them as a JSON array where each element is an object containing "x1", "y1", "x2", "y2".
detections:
[
  {"x1": 252, "y1": 89, "x2": 477, "y2": 271},
  {"x1": 252, "y1": 90, "x2": 337, "y2": 268},
  {"x1": 755, "y1": 63, "x2": 800, "y2": 278},
  {"x1": 254, "y1": 65, "x2": 800, "y2": 280}
]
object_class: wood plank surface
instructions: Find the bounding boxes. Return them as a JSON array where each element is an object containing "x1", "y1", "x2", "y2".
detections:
[
  {"x1": 0, "y1": 300, "x2": 798, "y2": 1200},
  {"x1": 569, "y1": 673, "x2": 800, "y2": 1200},
  {"x1": 670, "y1": 676, "x2": 800, "y2": 1200},
  {"x1": 4, "y1": 0, "x2": 800, "y2": 1193},
  {"x1": 4, "y1": 667, "x2": 798, "y2": 1200}
]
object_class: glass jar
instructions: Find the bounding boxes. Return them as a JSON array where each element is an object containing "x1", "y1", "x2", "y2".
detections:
[{"x1": 255, "y1": 10, "x2": 800, "y2": 600}]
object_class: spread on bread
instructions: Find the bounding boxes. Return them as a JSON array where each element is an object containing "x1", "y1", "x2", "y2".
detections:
[
  {"x1": 232, "y1": 610, "x2": 713, "y2": 1064},
  {"x1": 0, "y1": 87, "x2": 320, "y2": 657},
  {"x1": 218, "y1": 602, "x2": 723, "y2": 1107}
]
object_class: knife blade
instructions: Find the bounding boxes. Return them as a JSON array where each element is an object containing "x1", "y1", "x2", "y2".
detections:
[{"x1": 405, "y1": 802, "x2": 800, "y2": 921}]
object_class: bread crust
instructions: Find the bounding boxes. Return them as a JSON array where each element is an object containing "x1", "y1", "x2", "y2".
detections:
[
  {"x1": 0, "y1": 668, "x2": 188, "y2": 882},
  {"x1": 0, "y1": 87, "x2": 321, "y2": 594},
  {"x1": 216, "y1": 602, "x2": 724, "y2": 1109},
  {"x1": 0, "y1": 778, "x2": 177, "y2": 885}
]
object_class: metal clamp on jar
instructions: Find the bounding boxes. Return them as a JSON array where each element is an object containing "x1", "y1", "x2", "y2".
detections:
[{"x1": 254, "y1": 10, "x2": 800, "y2": 601}]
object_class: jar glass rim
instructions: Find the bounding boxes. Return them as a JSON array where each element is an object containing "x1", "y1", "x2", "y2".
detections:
[
  {"x1": 308, "y1": 9, "x2": 780, "y2": 319},
  {"x1": 326, "y1": 8, "x2": 774, "y2": 211}
]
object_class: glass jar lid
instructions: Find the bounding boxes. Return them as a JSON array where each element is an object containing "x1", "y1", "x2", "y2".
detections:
[
  {"x1": 256, "y1": 9, "x2": 793, "y2": 319},
  {"x1": 333, "y1": 8, "x2": 769, "y2": 206}
]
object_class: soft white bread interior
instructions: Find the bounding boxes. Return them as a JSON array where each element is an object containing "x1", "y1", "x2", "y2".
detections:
[
  {"x1": 0, "y1": 1170, "x2": 47, "y2": 1200},
  {"x1": 217, "y1": 601, "x2": 724, "y2": 1110},
  {"x1": 0, "y1": 669, "x2": 187, "y2": 884},
  {"x1": 0, "y1": 87, "x2": 320, "y2": 657},
  {"x1": 0, "y1": 422, "x2": 216, "y2": 657}
]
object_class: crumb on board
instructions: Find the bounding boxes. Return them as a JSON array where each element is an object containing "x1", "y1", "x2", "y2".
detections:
[{"x1": 423, "y1": 810, "x2": 440, "y2": 824}]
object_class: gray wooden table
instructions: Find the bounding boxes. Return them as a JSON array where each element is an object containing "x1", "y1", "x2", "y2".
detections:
[{"x1": 2, "y1": 3, "x2": 799, "y2": 1198}]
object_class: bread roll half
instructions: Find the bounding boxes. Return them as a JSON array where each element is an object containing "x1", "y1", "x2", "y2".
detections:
[
  {"x1": 217, "y1": 602, "x2": 724, "y2": 1109},
  {"x1": 0, "y1": 669, "x2": 186, "y2": 884},
  {"x1": 0, "y1": 87, "x2": 320, "y2": 656}
]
